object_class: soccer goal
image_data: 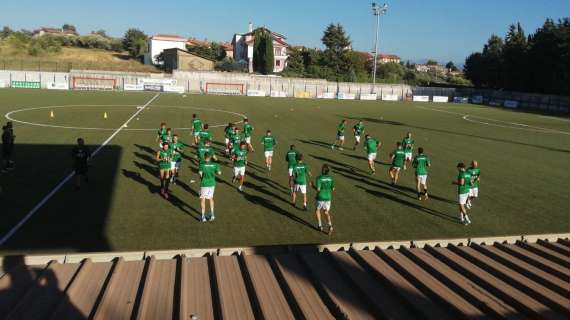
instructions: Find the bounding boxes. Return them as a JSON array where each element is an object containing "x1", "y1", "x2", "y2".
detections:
[
  {"x1": 204, "y1": 82, "x2": 245, "y2": 96},
  {"x1": 72, "y1": 77, "x2": 117, "y2": 91}
]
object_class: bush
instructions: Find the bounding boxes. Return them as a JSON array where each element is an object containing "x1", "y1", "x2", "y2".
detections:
[{"x1": 215, "y1": 59, "x2": 247, "y2": 72}]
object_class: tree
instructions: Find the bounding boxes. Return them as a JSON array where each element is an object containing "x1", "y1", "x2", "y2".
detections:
[
  {"x1": 252, "y1": 28, "x2": 274, "y2": 74},
  {"x1": 445, "y1": 61, "x2": 458, "y2": 71},
  {"x1": 283, "y1": 46, "x2": 305, "y2": 74},
  {"x1": 122, "y1": 28, "x2": 148, "y2": 57},
  {"x1": 426, "y1": 59, "x2": 438, "y2": 65},
  {"x1": 1, "y1": 26, "x2": 13, "y2": 38},
  {"x1": 502, "y1": 23, "x2": 528, "y2": 91},
  {"x1": 321, "y1": 23, "x2": 352, "y2": 80},
  {"x1": 464, "y1": 52, "x2": 485, "y2": 87},
  {"x1": 481, "y1": 34, "x2": 504, "y2": 88},
  {"x1": 376, "y1": 62, "x2": 405, "y2": 81},
  {"x1": 93, "y1": 29, "x2": 108, "y2": 38},
  {"x1": 62, "y1": 24, "x2": 76, "y2": 32}
]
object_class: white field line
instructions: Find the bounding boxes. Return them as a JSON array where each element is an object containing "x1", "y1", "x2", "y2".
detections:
[
  {"x1": 0, "y1": 94, "x2": 161, "y2": 246},
  {"x1": 416, "y1": 105, "x2": 570, "y2": 135},
  {"x1": 5, "y1": 105, "x2": 247, "y2": 131}
]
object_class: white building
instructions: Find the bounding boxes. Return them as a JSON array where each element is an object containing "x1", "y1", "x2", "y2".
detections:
[
  {"x1": 144, "y1": 34, "x2": 188, "y2": 65},
  {"x1": 232, "y1": 23, "x2": 288, "y2": 73}
]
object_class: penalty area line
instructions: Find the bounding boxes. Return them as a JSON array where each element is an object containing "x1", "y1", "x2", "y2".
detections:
[{"x1": 0, "y1": 93, "x2": 161, "y2": 246}]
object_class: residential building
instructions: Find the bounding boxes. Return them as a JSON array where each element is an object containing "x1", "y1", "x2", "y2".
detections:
[
  {"x1": 377, "y1": 54, "x2": 401, "y2": 64},
  {"x1": 415, "y1": 64, "x2": 430, "y2": 72},
  {"x1": 162, "y1": 48, "x2": 215, "y2": 72},
  {"x1": 232, "y1": 23, "x2": 288, "y2": 73},
  {"x1": 144, "y1": 34, "x2": 187, "y2": 65},
  {"x1": 187, "y1": 38, "x2": 211, "y2": 47},
  {"x1": 32, "y1": 27, "x2": 77, "y2": 37},
  {"x1": 415, "y1": 64, "x2": 446, "y2": 74},
  {"x1": 221, "y1": 42, "x2": 234, "y2": 59}
]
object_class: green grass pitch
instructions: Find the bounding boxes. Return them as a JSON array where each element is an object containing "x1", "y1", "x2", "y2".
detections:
[{"x1": 1, "y1": 88, "x2": 569, "y2": 254}]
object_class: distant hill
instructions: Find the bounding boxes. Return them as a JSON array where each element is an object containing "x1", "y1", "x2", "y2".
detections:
[{"x1": 0, "y1": 41, "x2": 160, "y2": 73}]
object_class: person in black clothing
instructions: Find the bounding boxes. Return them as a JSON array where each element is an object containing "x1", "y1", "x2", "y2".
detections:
[
  {"x1": 2, "y1": 122, "x2": 15, "y2": 172},
  {"x1": 72, "y1": 138, "x2": 92, "y2": 189}
]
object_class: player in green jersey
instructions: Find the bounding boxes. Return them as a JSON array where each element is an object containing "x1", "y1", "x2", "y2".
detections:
[
  {"x1": 231, "y1": 142, "x2": 248, "y2": 191},
  {"x1": 353, "y1": 120, "x2": 365, "y2": 150},
  {"x1": 412, "y1": 147, "x2": 431, "y2": 200},
  {"x1": 402, "y1": 132, "x2": 415, "y2": 170},
  {"x1": 314, "y1": 164, "x2": 335, "y2": 234},
  {"x1": 156, "y1": 122, "x2": 167, "y2": 148},
  {"x1": 285, "y1": 145, "x2": 299, "y2": 193},
  {"x1": 161, "y1": 128, "x2": 173, "y2": 147},
  {"x1": 169, "y1": 135, "x2": 184, "y2": 185},
  {"x1": 292, "y1": 154, "x2": 312, "y2": 210},
  {"x1": 389, "y1": 142, "x2": 406, "y2": 185},
  {"x1": 156, "y1": 142, "x2": 173, "y2": 199},
  {"x1": 199, "y1": 154, "x2": 222, "y2": 222},
  {"x1": 197, "y1": 124, "x2": 212, "y2": 147},
  {"x1": 261, "y1": 130, "x2": 276, "y2": 171},
  {"x1": 224, "y1": 122, "x2": 235, "y2": 154},
  {"x1": 196, "y1": 140, "x2": 218, "y2": 166},
  {"x1": 364, "y1": 134, "x2": 381, "y2": 174},
  {"x1": 191, "y1": 114, "x2": 203, "y2": 146},
  {"x1": 331, "y1": 120, "x2": 347, "y2": 150},
  {"x1": 467, "y1": 160, "x2": 481, "y2": 209},
  {"x1": 452, "y1": 162, "x2": 472, "y2": 225},
  {"x1": 230, "y1": 127, "x2": 243, "y2": 154},
  {"x1": 243, "y1": 118, "x2": 255, "y2": 152}
]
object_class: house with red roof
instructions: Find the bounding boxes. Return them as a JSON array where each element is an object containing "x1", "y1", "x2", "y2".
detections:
[{"x1": 232, "y1": 23, "x2": 289, "y2": 73}]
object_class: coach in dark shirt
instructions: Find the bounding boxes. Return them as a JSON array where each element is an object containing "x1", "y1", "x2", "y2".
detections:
[
  {"x1": 72, "y1": 138, "x2": 91, "y2": 189},
  {"x1": 1, "y1": 122, "x2": 15, "y2": 172}
]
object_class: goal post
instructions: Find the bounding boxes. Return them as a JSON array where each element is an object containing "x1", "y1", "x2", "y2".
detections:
[
  {"x1": 204, "y1": 82, "x2": 245, "y2": 96},
  {"x1": 72, "y1": 77, "x2": 116, "y2": 91}
]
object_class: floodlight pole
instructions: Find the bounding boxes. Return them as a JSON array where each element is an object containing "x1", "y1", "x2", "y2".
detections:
[{"x1": 372, "y1": 3, "x2": 388, "y2": 84}]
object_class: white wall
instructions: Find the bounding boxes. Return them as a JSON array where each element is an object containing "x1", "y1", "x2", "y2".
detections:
[{"x1": 145, "y1": 39, "x2": 186, "y2": 65}]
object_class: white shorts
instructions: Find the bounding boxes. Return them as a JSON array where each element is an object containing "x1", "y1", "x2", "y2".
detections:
[
  {"x1": 459, "y1": 193, "x2": 469, "y2": 205},
  {"x1": 288, "y1": 168, "x2": 293, "y2": 177},
  {"x1": 245, "y1": 137, "x2": 251, "y2": 144},
  {"x1": 355, "y1": 135, "x2": 361, "y2": 143},
  {"x1": 193, "y1": 131, "x2": 200, "y2": 137},
  {"x1": 200, "y1": 187, "x2": 215, "y2": 199},
  {"x1": 225, "y1": 138, "x2": 230, "y2": 145},
  {"x1": 171, "y1": 161, "x2": 181, "y2": 170},
  {"x1": 234, "y1": 166, "x2": 246, "y2": 177},
  {"x1": 367, "y1": 153, "x2": 377, "y2": 161},
  {"x1": 264, "y1": 151, "x2": 274, "y2": 158},
  {"x1": 316, "y1": 201, "x2": 331, "y2": 211},
  {"x1": 337, "y1": 135, "x2": 345, "y2": 141},
  {"x1": 416, "y1": 175, "x2": 427, "y2": 184},
  {"x1": 391, "y1": 166, "x2": 401, "y2": 172},
  {"x1": 470, "y1": 188, "x2": 479, "y2": 198},
  {"x1": 405, "y1": 152, "x2": 413, "y2": 161},
  {"x1": 294, "y1": 184, "x2": 307, "y2": 194}
]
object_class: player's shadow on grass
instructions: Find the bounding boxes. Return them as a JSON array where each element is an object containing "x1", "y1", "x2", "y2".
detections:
[
  {"x1": 355, "y1": 185, "x2": 460, "y2": 224},
  {"x1": 134, "y1": 144, "x2": 155, "y2": 155},
  {"x1": 342, "y1": 153, "x2": 391, "y2": 166},
  {"x1": 248, "y1": 170, "x2": 290, "y2": 195},
  {"x1": 133, "y1": 160, "x2": 159, "y2": 177},
  {"x1": 122, "y1": 168, "x2": 159, "y2": 195},
  {"x1": 134, "y1": 151, "x2": 156, "y2": 166},
  {"x1": 297, "y1": 139, "x2": 333, "y2": 150},
  {"x1": 167, "y1": 192, "x2": 201, "y2": 221},
  {"x1": 340, "y1": 115, "x2": 405, "y2": 126}
]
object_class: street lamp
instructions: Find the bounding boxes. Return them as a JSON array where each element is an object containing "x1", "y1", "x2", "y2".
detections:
[{"x1": 372, "y1": 2, "x2": 388, "y2": 84}]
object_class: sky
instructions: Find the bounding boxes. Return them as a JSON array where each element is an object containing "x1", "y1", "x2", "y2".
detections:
[{"x1": 1, "y1": 0, "x2": 569, "y2": 64}]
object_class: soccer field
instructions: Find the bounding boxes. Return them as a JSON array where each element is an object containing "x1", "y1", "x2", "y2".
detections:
[{"x1": 1, "y1": 89, "x2": 569, "y2": 254}]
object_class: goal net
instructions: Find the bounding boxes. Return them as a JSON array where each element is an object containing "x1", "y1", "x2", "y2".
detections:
[
  {"x1": 72, "y1": 77, "x2": 116, "y2": 91},
  {"x1": 204, "y1": 82, "x2": 245, "y2": 96}
]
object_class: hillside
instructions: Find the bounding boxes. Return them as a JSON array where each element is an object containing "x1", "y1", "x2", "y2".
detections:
[{"x1": 0, "y1": 41, "x2": 160, "y2": 73}]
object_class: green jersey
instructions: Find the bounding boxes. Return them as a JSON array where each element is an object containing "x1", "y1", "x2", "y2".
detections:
[
  {"x1": 285, "y1": 150, "x2": 298, "y2": 169},
  {"x1": 365, "y1": 138, "x2": 379, "y2": 154},
  {"x1": 243, "y1": 123, "x2": 254, "y2": 138},
  {"x1": 232, "y1": 149, "x2": 248, "y2": 168},
  {"x1": 412, "y1": 154, "x2": 430, "y2": 175},
  {"x1": 337, "y1": 122, "x2": 346, "y2": 135},
  {"x1": 224, "y1": 126, "x2": 234, "y2": 139},
  {"x1": 468, "y1": 167, "x2": 481, "y2": 188},
  {"x1": 199, "y1": 161, "x2": 219, "y2": 187},
  {"x1": 316, "y1": 175, "x2": 335, "y2": 201},
  {"x1": 192, "y1": 118, "x2": 203, "y2": 132},
  {"x1": 158, "y1": 149, "x2": 172, "y2": 169},
  {"x1": 169, "y1": 142, "x2": 183, "y2": 162},
  {"x1": 197, "y1": 145, "x2": 215, "y2": 165},
  {"x1": 293, "y1": 163, "x2": 310, "y2": 186},
  {"x1": 261, "y1": 135, "x2": 276, "y2": 151},
  {"x1": 157, "y1": 127, "x2": 167, "y2": 137},
  {"x1": 458, "y1": 171, "x2": 472, "y2": 194},
  {"x1": 198, "y1": 131, "x2": 212, "y2": 145},
  {"x1": 391, "y1": 149, "x2": 406, "y2": 168},
  {"x1": 353, "y1": 123, "x2": 365, "y2": 136},
  {"x1": 402, "y1": 137, "x2": 415, "y2": 151},
  {"x1": 161, "y1": 134, "x2": 172, "y2": 144}
]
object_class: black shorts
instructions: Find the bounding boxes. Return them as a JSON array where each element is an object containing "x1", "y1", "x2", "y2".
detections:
[
  {"x1": 74, "y1": 165, "x2": 88, "y2": 175},
  {"x1": 2, "y1": 144, "x2": 13, "y2": 159}
]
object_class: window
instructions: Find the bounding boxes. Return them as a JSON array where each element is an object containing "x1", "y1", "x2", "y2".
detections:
[{"x1": 276, "y1": 60, "x2": 281, "y2": 66}]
